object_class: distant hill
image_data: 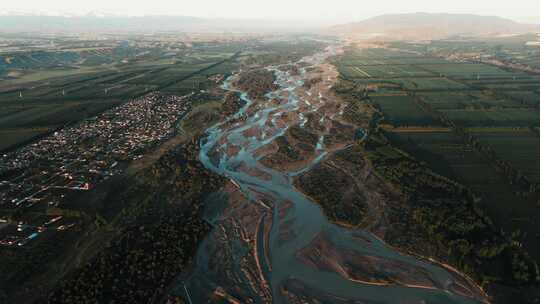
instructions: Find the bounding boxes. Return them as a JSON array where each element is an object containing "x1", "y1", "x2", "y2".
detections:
[
  {"x1": 327, "y1": 13, "x2": 540, "y2": 40},
  {"x1": 0, "y1": 15, "x2": 204, "y2": 33}
]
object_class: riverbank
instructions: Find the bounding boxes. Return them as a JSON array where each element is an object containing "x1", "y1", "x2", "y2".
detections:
[
  {"x1": 181, "y1": 43, "x2": 491, "y2": 304},
  {"x1": 293, "y1": 70, "x2": 540, "y2": 303}
]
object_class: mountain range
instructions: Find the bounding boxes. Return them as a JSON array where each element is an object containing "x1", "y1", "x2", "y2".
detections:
[
  {"x1": 0, "y1": 13, "x2": 322, "y2": 33},
  {"x1": 0, "y1": 12, "x2": 538, "y2": 38},
  {"x1": 327, "y1": 13, "x2": 540, "y2": 40}
]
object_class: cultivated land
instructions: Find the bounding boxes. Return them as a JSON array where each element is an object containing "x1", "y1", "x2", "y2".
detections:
[
  {"x1": 322, "y1": 41, "x2": 540, "y2": 303},
  {"x1": 0, "y1": 33, "x2": 244, "y2": 152}
]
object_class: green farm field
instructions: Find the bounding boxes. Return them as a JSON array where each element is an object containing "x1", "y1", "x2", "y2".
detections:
[
  {"x1": 471, "y1": 130, "x2": 540, "y2": 183},
  {"x1": 0, "y1": 46, "x2": 240, "y2": 151},
  {"x1": 419, "y1": 92, "x2": 523, "y2": 109},
  {"x1": 419, "y1": 63, "x2": 520, "y2": 78},
  {"x1": 371, "y1": 95, "x2": 440, "y2": 126},
  {"x1": 388, "y1": 130, "x2": 540, "y2": 259},
  {"x1": 337, "y1": 43, "x2": 540, "y2": 270},
  {"x1": 442, "y1": 108, "x2": 540, "y2": 127}
]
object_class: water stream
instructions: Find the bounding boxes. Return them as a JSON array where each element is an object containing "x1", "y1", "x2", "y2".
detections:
[{"x1": 185, "y1": 46, "x2": 487, "y2": 304}]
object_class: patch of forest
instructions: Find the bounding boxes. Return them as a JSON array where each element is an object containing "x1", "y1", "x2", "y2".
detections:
[
  {"x1": 261, "y1": 126, "x2": 319, "y2": 168},
  {"x1": 47, "y1": 138, "x2": 226, "y2": 303},
  {"x1": 363, "y1": 132, "x2": 540, "y2": 302},
  {"x1": 221, "y1": 92, "x2": 246, "y2": 117},
  {"x1": 233, "y1": 69, "x2": 278, "y2": 100},
  {"x1": 294, "y1": 163, "x2": 367, "y2": 226}
]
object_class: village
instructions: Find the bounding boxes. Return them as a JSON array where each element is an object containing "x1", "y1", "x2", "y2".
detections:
[{"x1": 0, "y1": 93, "x2": 192, "y2": 248}]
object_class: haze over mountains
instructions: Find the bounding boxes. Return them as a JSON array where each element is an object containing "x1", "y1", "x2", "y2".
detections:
[
  {"x1": 0, "y1": 13, "x2": 324, "y2": 33},
  {"x1": 0, "y1": 12, "x2": 539, "y2": 38}
]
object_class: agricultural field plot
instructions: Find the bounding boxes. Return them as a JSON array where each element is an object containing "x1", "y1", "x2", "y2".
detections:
[
  {"x1": 349, "y1": 47, "x2": 419, "y2": 59},
  {"x1": 466, "y1": 78, "x2": 540, "y2": 91},
  {"x1": 183, "y1": 52, "x2": 237, "y2": 64},
  {"x1": 352, "y1": 77, "x2": 469, "y2": 92},
  {"x1": 347, "y1": 78, "x2": 404, "y2": 93},
  {"x1": 390, "y1": 35, "x2": 540, "y2": 70},
  {"x1": 341, "y1": 64, "x2": 434, "y2": 78},
  {"x1": 388, "y1": 130, "x2": 540, "y2": 259},
  {"x1": 198, "y1": 60, "x2": 239, "y2": 76},
  {"x1": 335, "y1": 58, "x2": 393, "y2": 66},
  {"x1": 388, "y1": 130, "x2": 500, "y2": 182},
  {"x1": 160, "y1": 75, "x2": 211, "y2": 94},
  {"x1": 465, "y1": 74, "x2": 540, "y2": 85},
  {"x1": 503, "y1": 91, "x2": 540, "y2": 107},
  {"x1": 370, "y1": 95, "x2": 440, "y2": 126},
  {"x1": 338, "y1": 66, "x2": 372, "y2": 78},
  {"x1": 0, "y1": 129, "x2": 49, "y2": 151},
  {"x1": 419, "y1": 63, "x2": 519, "y2": 79},
  {"x1": 442, "y1": 108, "x2": 540, "y2": 127},
  {"x1": 471, "y1": 130, "x2": 540, "y2": 183},
  {"x1": 399, "y1": 77, "x2": 470, "y2": 90},
  {"x1": 124, "y1": 67, "x2": 202, "y2": 85},
  {"x1": 0, "y1": 66, "x2": 109, "y2": 85},
  {"x1": 0, "y1": 108, "x2": 27, "y2": 119},
  {"x1": 336, "y1": 47, "x2": 427, "y2": 64},
  {"x1": 1, "y1": 83, "x2": 151, "y2": 103},
  {"x1": 495, "y1": 82, "x2": 540, "y2": 91},
  {"x1": 338, "y1": 56, "x2": 450, "y2": 66},
  {"x1": 418, "y1": 92, "x2": 523, "y2": 110},
  {"x1": 384, "y1": 57, "x2": 452, "y2": 65},
  {"x1": 353, "y1": 64, "x2": 435, "y2": 78},
  {"x1": 337, "y1": 61, "x2": 437, "y2": 79},
  {"x1": 0, "y1": 100, "x2": 122, "y2": 129},
  {"x1": 335, "y1": 47, "x2": 509, "y2": 84},
  {"x1": 0, "y1": 45, "x2": 141, "y2": 82},
  {"x1": 335, "y1": 65, "x2": 359, "y2": 78},
  {"x1": 0, "y1": 47, "x2": 239, "y2": 151},
  {"x1": 0, "y1": 69, "x2": 142, "y2": 99},
  {"x1": 1, "y1": 50, "x2": 100, "y2": 71},
  {"x1": 417, "y1": 92, "x2": 483, "y2": 109}
]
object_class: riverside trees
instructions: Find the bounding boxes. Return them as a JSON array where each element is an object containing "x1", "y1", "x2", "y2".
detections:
[{"x1": 48, "y1": 138, "x2": 226, "y2": 303}]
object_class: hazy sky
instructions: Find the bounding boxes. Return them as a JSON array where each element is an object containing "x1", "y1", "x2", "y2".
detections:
[{"x1": 3, "y1": 0, "x2": 540, "y2": 24}]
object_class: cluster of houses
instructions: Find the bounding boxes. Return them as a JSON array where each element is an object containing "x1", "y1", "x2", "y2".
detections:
[{"x1": 0, "y1": 93, "x2": 192, "y2": 247}]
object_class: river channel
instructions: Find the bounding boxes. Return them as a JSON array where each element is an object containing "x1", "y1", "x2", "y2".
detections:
[{"x1": 183, "y1": 45, "x2": 488, "y2": 304}]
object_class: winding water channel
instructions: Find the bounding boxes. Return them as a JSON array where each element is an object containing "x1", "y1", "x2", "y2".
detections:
[{"x1": 185, "y1": 46, "x2": 488, "y2": 303}]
